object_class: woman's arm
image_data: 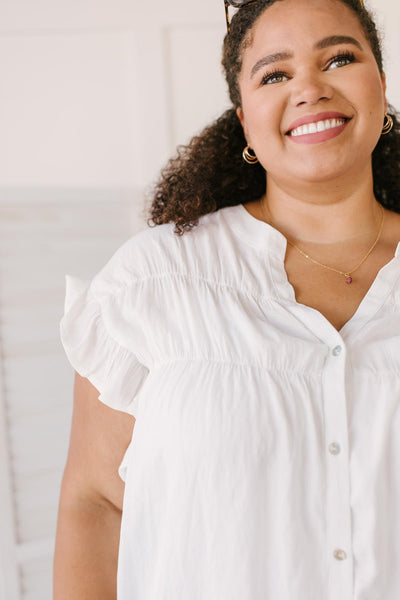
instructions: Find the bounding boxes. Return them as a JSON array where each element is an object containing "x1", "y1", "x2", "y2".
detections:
[{"x1": 53, "y1": 373, "x2": 135, "y2": 600}]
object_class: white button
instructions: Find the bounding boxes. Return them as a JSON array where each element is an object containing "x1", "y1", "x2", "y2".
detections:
[
  {"x1": 333, "y1": 549, "x2": 347, "y2": 561},
  {"x1": 332, "y1": 345, "x2": 342, "y2": 356},
  {"x1": 329, "y1": 442, "x2": 341, "y2": 455}
]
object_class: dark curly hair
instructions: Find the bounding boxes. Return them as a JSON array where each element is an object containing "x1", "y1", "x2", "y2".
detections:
[{"x1": 148, "y1": 0, "x2": 400, "y2": 235}]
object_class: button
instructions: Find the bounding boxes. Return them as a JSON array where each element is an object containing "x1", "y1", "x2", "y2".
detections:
[
  {"x1": 329, "y1": 442, "x2": 341, "y2": 455},
  {"x1": 332, "y1": 345, "x2": 342, "y2": 356},
  {"x1": 333, "y1": 549, "x2": 347, "y2": 561}
]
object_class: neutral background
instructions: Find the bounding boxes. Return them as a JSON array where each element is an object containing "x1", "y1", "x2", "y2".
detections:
[{"x1": 0, "y1": 1, "x2": 399, "y2": 598}]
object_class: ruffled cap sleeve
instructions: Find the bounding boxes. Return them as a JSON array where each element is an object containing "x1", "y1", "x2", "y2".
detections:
[{"x1": 60, "y1": 273, "x2": 149, "y2": 417}]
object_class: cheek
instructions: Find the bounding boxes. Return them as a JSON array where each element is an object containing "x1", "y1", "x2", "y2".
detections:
[
  {"x1": 352, "y1": 79, "x2": 385, "y2": 139},
  {"x1": 349, "y1": 70, "x2": 385, "y2": 114},
  {"x1": 242, "y1": 95, "x2": 283, "y2": 145}
]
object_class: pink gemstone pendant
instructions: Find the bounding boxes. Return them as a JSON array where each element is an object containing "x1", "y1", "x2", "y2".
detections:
[{"x1": 345, "y1": 276, "x2": 353, "y2": 284}]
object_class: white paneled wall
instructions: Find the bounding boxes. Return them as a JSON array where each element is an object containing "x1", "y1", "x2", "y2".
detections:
[
  {"x1": 0, "y1": 191, "x2": 147, "y2": 600},
  {"x1": 166, "y1": 24, "x2": 231, "y2": 147},
  {"x1": 0, "y1": 360, "x2": 19, "y2": 599},
  {"x1": 0, "y1": 2, "x2": 228, "y2": 597},
  {"x1": 0, "y1": 3, "x2": 228, "y2": 191},
  {"x1": 0, "y1": 0, "x2": 399, "y2": 599},
  {"x1": 368, "y1": 0, "x2": 400, "y2": 108},
  {"x1": 0, "y1": 33, "x2": 143, "y2": 187}
]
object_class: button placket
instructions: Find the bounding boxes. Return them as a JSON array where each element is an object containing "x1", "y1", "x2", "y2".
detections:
[{"x1": 323, "y1": 341, "x2": 353, "y2": 600}]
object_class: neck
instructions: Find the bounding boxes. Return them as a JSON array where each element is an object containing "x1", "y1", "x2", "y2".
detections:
[{"x1": 260, "y1": 173, "x2": 382, "y2": 245}]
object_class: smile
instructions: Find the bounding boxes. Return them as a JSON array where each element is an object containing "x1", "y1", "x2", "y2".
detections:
[
  {"x1": 285, "y1": 112, "x2": 352, "y2": 145},
  {"x1": 289, "y1": 118, "x2": 348, "y2": 137}
]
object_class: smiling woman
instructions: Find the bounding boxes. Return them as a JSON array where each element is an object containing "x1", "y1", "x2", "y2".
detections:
[
  {"x1": 55, "y1": 1, "x2": 400, "y2": 599},
  {"x1": 150, "y1": 0, "x2": 399, "y2": 229},
  {"x1": 236, "y1": 2, "x2": 388, "y2": 187}
]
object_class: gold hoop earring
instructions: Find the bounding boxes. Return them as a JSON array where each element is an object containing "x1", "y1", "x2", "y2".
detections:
[
  {"x1": 242, "y1": 145, "x2": 258, "y2": 165},
  {"x1": 382, "y1": 113, "x2": 394, "y2": 135}
]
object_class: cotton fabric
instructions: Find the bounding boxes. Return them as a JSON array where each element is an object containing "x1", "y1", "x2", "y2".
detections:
[{"x1": 60, "y1": 203, "x2": 400, "y2": 600}]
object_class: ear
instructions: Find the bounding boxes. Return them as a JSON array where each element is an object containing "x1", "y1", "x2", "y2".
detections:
[
  {"x1": 236, "y1": 106, "x2": 251, "y2": 145},
  {"x1": 381, "y1": 72, "x2": 388, "y2": 112}
]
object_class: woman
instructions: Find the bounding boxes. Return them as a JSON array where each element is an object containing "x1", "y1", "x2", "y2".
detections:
[{"x1": 54, "y1": 0, "x2": 400, "y2": 598}]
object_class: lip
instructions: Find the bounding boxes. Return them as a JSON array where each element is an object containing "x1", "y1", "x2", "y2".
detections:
[
  {"x1": 285, "y1": 111, "x2": 352, "y2": 135},
  {"x1": 288, "y1": 121, "x2": 349, "y2": 145}
]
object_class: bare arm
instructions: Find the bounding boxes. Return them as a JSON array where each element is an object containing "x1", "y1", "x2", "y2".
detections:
[{"x1": 53, "y1": 373, "x2": 135, "y2": 599}]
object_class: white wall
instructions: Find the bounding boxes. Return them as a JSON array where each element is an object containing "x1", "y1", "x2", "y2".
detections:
[
  {"x1": 368, "y1": 0, "x2": 400, "y2": 109},
  {"x1": 0, "y1": 1, "x2": 229, "y2": 191},
  {"x1": 0, "y1": 1, "x2": 398, "y2": 598}
]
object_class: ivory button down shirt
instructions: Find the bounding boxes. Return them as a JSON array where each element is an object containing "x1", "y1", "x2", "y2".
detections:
[{"x1": 61, "y1": 203, "x2": 400, "y2": 600}]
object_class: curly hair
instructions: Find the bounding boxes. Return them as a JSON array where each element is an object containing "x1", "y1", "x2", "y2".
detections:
[{"x1": 148, "y1": 0, "x2": 400, "y2": 235}]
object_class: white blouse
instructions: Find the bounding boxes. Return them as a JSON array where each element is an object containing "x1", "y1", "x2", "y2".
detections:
[{"x1": 60, "y1": 203, "x2": 400, "y2": 600}]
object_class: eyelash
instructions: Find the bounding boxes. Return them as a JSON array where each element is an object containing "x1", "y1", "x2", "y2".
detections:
[
  {"x1": 327, "y1": 50, "x2": 356, "y2": 69},
  {"x1": 260, "y1": 50, "x2": 356, "y2": 85},
  {"x1": 261, "y1": 68, "x2": 288, "y2": 86}
]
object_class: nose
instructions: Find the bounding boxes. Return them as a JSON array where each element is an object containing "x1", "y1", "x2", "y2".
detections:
[{"x1": 290, "y1": 69, "x2": 333, "y2": 107}]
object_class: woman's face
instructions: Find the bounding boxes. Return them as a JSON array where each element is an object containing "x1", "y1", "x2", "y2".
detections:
[{"x1": 236, "y1": 0, "x2": 387, "y2": 186}]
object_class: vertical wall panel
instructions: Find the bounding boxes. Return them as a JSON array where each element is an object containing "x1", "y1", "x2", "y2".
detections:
[
  {"x1": 368, "y1": 0, "x2": 400, "y2": 107},
  {"x1": 0, "y1": 33, "x2": 141, "y2": 187},
  {"x1": 0, "y1": 356, "x2": 21, "y2": 599},
  {"x1": 166, "y1": 24, "x2": 230, "y2": 148},
  {"x1": 129, "y1": 27, "x2": 174, "y2": 188}
]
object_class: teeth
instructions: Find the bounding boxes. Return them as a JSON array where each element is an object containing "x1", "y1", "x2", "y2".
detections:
[{"x1": 290, "y1": 118, "x2": 346, "y2": 137}]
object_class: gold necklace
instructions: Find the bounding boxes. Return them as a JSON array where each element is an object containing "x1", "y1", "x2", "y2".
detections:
[{"x1": 261, "y1": 203, "x2": 385, "y2": 284}]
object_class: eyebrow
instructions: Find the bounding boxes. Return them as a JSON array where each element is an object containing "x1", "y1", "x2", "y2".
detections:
[
  {"x1": 250, "y1": 35, "x2": 363, "y2": 78},
  {"x1": 315, "y1": 35, "x2": 362, "y2": 51}
]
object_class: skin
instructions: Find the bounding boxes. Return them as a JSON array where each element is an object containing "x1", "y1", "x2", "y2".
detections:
[
  {"x1": 238, "y1": 0, "x2": 387, "y2": 189},
  {"x1": 236, "y1": 0, "x2": 400, "y2": 330},
  {"x1": 54, "y1": 374, "x2": 135, "y2": 599}
]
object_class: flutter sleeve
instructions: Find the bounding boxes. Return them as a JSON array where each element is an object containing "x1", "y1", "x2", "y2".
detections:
[{"x1": 60, "y1": 264, "x2": 150, "y2": 418}]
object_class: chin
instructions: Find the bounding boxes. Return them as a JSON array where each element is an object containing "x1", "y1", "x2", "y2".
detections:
[
  {"x1": 300, "y1": 166, "x2": 347, "y2": 182},
  {"x1": 293, "y1": 153, "x2": 362, "y2": 183}
]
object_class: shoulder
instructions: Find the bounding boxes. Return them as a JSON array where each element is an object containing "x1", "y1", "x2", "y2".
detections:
[{"x1": 90, "y1": 207, "x2": 238, "y2": 296}]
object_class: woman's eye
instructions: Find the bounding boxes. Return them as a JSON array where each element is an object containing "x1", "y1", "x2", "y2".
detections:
[
  {"x1": 261, "y1": 71, "x2": 289, "y2": 85},
  {"x1": 327, "y1": 52, "x2": 355, "y2": 70}
]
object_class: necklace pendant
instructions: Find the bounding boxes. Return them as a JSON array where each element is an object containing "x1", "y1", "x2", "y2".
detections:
[{"x1": 345, "y1": 275, "x2": 353, "y2": 284}]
